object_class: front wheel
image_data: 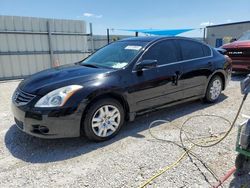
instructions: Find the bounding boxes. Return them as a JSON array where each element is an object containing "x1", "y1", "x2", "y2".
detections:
[
  {"x1": 82, "y1": 98, "x2": 125, "y2": 141},
  {"x1": 204, "y1": 75, "x2": 223, "y2": 103}
]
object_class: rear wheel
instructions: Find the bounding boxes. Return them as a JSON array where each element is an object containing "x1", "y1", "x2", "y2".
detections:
[
  {"x1": 204, "y1": 75, "x2": 223, "y2": 103},
  {"x1": 82, "y1": 98, "x2": 124, "y2": 141}
]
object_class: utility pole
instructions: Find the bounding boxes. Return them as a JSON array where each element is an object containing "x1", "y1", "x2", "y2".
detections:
[
  {"x1": 203, "y1": 27, "x2": 206, "y2": 43},
  {"x1": 89, "y1": 23, "x2": 94, "y2": 52},
  {"x1": 107, "y1": 28, "x2": 110, "y2": 44}
]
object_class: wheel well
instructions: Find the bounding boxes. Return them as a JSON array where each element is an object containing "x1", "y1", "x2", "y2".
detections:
[
  {"x1": 94, "y1": 93, "x2": 129, "y2": 114},
  {"x1": 212, "y1": 72, "x2": 225, "y2": 90},
  {"x1": 81, "y1": 93, "x2": 130, "y2": 127}
]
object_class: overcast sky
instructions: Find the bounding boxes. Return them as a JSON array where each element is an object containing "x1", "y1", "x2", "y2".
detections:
[{"x1": 1, "y1": 0, "x2": 250, "y2": 37}]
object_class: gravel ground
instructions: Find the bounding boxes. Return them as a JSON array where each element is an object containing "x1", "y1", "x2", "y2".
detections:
[{"x1": 1, "y1": 75, "x2": 250, "y2": 188}]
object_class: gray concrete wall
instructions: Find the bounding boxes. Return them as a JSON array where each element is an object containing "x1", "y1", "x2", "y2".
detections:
[
  {"x1": 206, "y1": 22, "x2": 250, "y2": 47},
  {"x1": 0, "y1": 15, "x2": 89, "y2": 80}
]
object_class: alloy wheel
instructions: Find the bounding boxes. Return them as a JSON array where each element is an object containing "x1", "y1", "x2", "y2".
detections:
[
  {"x1": 209, "y1": 79, "x2": 222, "y2": 100},
  {"x1": 91, "y1": 105, "x2": 121, "y2": 137}
]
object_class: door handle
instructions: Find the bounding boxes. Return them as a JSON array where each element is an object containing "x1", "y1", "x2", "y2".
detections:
[{"x1": 172, "y1": 71, "x2": 181, "y2": 86}]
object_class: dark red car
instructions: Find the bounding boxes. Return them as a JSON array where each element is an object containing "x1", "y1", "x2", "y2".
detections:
[{"x1": 222, "y1": 31, "x2": 250, "y2": 72}]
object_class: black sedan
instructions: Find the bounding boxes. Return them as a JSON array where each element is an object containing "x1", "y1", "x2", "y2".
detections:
[{"x1": 12, "y1": 36, "x2": 232, "y2": 141}]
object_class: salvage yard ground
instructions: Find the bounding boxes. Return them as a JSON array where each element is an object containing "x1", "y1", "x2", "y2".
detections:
[{"x1": 1, "y1": 75, "x2": 250, "y2": 187}]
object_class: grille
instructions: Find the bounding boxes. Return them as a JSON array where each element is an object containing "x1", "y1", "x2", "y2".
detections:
[
  {"x1": 13, "y1": 89, "x2": 36, "y2": 106},
  {"x1": 226, "y1": 48, "x2": 250, "y2": 57}
]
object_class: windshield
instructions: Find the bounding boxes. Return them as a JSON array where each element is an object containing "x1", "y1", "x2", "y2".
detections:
[
  {"x1": 81, "y1": 41, "x2": 147, "y2": 69},
  {"x1": 238, "y1": 31, "x2": 250, "y2": 41}
]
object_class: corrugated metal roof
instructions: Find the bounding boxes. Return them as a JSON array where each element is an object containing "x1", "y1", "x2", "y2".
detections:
[{"x1": 206, "y1": 21, "x2": 250, "y2": 28}]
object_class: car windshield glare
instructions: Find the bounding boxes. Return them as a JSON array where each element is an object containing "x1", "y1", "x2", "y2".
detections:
[
  {"x1": 238, "y1": 31, "x2": 250, "y2": 41},
  {"x1": 81, "y1": 41, "x2": 146, "y2": 69}
]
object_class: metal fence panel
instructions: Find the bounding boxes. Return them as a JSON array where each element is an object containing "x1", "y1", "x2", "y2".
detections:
[{"x1": 0, "y1": 15, "x2": 89, "y2": 80}]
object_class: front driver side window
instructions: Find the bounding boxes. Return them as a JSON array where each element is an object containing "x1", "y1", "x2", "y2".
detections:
[{"x1": 142, "y1": 40, "x2": 179, "y2": 66}]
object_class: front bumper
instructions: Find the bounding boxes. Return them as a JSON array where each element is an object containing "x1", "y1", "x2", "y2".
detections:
[
  {"x1": 11, "y1": 102, "x2": 85, "y2": 139},
  {"x1": 232, "y1": 60, "x2": 250, "y2": 72}
]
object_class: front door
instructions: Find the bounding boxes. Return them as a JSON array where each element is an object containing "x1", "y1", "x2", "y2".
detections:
[{"x1": 127, "y1": 39, "x2": 184, "y2": 112}]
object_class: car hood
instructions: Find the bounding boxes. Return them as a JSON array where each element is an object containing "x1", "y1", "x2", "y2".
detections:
[
  {"x1": 19, "y1": 64, "x2": 113, "y2": 95},
  {"x1": 222, "y1": 40, "x2": 250, "y2": 49}
]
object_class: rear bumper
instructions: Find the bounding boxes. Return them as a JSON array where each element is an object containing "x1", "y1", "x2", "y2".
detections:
[{"x1": 11, "y1": 102, "x2": 86, "y2": 139}]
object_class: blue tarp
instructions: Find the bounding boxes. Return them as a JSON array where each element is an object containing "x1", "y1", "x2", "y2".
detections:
[{"x1": 120, "y1": 29, "x2": 194, "y2": 36}]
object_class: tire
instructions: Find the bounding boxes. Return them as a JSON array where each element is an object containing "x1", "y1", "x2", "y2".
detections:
[
  {"x1": 204, "y1": 75, "x2": 223, "y2": 103},
  {"x1": 82, "y1": 98, "x2": 125, "y2": 141}
]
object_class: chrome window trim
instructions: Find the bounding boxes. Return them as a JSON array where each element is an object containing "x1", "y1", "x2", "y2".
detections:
[
  {"x1": 132, "y1": 37, "x2": 213, "y2": 73},
  {"x1": 157, "y1": 53, "x2": 213, "y2": 67}
]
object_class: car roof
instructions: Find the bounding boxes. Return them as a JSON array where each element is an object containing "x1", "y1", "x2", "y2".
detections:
[{"x1": 119, "y1": 36, "x2": 213, "y2": 52}]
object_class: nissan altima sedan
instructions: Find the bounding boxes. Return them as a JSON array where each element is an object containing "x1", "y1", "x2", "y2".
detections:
[{"x1": 12, "y1": 36, "x2": 232, "y2": 141}]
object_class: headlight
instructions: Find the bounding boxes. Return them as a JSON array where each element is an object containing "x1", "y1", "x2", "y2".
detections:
[{"x1": 35, "y1": 85, "x2": 83, "y2": 108}]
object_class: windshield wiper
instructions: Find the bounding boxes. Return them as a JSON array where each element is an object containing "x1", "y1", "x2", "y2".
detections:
[
  {"x1": 80, "y1": 63, "x2": 116, "y2": 70},
  {"x1": 80, "y1": 63, "x2": 99, "y2": 68}
]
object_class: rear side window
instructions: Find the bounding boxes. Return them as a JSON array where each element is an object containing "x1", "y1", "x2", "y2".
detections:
[
  {"x1": 202, "y1": 45, "x2": 212, "y2": 56},
  {"x1": 178, "y1": 39, "x2": 209, "y2": 60},
  {"x1": 142, "y1": 40, "x2": 179, "y2": 65}
]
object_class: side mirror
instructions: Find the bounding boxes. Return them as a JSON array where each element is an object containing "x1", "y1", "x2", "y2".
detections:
[{"x1": 136, "y1": 60, "x2": 157, "y2": 71}]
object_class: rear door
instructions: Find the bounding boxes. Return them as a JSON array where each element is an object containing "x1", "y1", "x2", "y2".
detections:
[
  {"x1": 176, "y1": 39, "x2": 214, "y2": 99},
  {"x1": 128, "y1": 39, "x2": 184, "y2": 112}
]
